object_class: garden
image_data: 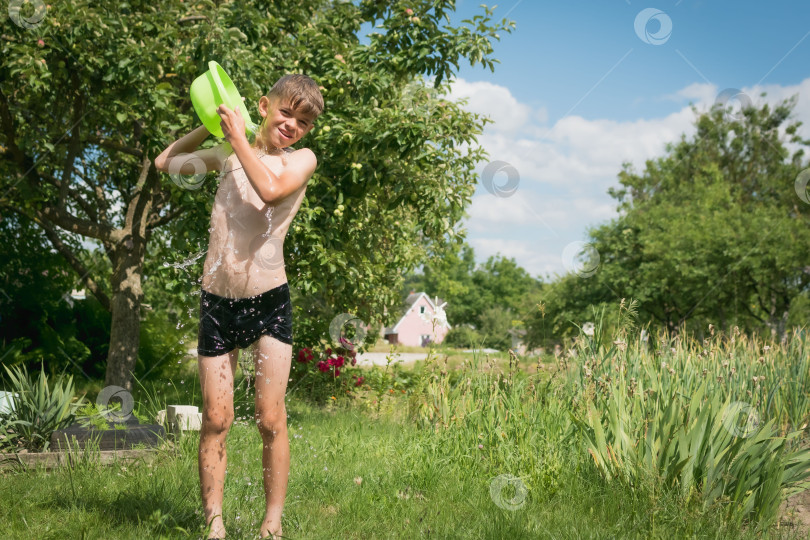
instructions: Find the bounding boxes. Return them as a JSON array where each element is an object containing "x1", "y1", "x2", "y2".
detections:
[
  {"x1": 2, "y1": 301, "x2": 810, "y2": 539},
  {"x1": 2, "y1": 1, "x2": 809, "y2": 539}
]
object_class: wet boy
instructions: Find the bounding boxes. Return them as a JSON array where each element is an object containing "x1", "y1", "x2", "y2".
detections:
[{"x1": 155, "y1": 74, "x2": 324, "y2": 539}]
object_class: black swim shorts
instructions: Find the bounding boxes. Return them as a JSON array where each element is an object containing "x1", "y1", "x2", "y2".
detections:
[{"x1": 197, "y1": 282, "x2": 293, "y2": 357}]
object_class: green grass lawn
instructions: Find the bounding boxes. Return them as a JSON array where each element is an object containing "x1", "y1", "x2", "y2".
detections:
[
  {"x1": 0, "y1": 397, "x2": 801, "y2": 539},
  {"x1": 2, "y1": 336, "x2": 809, "y2": 539}
]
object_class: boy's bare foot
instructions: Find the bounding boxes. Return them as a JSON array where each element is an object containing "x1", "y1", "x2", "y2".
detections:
[
  {"x1": 205, "y1": 514, "x2": 226, "y2": 539},
  {"x1": 260, "y1": 520, "x2": 282, "y2": 539}
]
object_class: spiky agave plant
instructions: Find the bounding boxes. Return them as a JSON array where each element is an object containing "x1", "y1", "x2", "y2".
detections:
[{"x1": 0, "y1": 364, "x2": 86, "y2": 451}]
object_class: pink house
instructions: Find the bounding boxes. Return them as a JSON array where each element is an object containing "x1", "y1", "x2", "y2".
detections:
[{"x1": 383, "y1": 292, "x2": 451, "y2": 347}]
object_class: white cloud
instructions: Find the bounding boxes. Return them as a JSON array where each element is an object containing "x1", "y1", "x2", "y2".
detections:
[
  {"x1": 445, "y1": 77, "x2": 810, "y2": 278},
  {"x1": 449, "y1": 79, "x2": 535, "y2": 133},
  {"x1": 664, "y1": 82, "x2": 718, "y2": 104},
  {"x1": 661, "y1": 80, "x2": 810, "y2": 129},
  {"x1": 469, "y1": 237, "x2": 562, "y2": 279},
  {"x1": 469, "y1": 236, "x2": 598, "y2": 282},
  {"x1": 467, "y1": 191, "x2": 616, "y2": 233}
]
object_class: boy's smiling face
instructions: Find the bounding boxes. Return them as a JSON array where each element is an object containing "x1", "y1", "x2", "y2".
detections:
[{"x1": 258, "y1": 95, "x2": 316, "y2": 149}]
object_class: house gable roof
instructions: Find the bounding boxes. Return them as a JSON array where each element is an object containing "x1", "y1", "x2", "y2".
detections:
[{"x1": 385, "y1": 292, "x2": 449, "y2": 334}]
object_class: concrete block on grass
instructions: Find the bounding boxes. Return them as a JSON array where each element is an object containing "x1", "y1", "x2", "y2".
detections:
[{"x1": 166, "y1": 405, "x2": 201, "y2": 433}]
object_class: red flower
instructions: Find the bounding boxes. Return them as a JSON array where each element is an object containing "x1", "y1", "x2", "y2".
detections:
[
  {"x1": 354, "y1": 376, "x2": 365, "y2": 387},
  {"x1": 350, "y1": 356, "x2": 357, "y2": 366},
  {"x1": 297, "y1": 348, "x2": 313, "y2": 363},
  {"x1": 326, "y1": 356, "x2": 345, "y2": 368},
  {"x1": 326, "y1": 347, "x2": 332, "y2": 355},
  {"x1": 334, "y1": 367, "x2": 341, "y2": 377},
  {"x1": 317, "y1": 361, "x2": 329, "y2": 372},
  {"x1": 339, "y1": 337, "x2": 354, "y2": 350}
]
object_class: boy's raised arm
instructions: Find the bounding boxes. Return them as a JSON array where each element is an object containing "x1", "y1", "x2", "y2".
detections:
[
  {"x1": 154, "y1": 126, "x2": 208, "y2": 170},
  {"x1": 155, "y1": 126, "x2": 227, "y2": 174},
  {"x1": 231, "y1": 140, "x2": 317, "y2": 204}
]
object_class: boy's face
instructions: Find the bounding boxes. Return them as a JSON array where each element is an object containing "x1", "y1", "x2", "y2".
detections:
[{"x1": 258, "y1": 95, "x2": 317, "y2": 148}]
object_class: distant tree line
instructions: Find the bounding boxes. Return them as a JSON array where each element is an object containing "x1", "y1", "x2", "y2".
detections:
[{"x1": 407, "y1": 98, "x2": 810, "y2": 351}]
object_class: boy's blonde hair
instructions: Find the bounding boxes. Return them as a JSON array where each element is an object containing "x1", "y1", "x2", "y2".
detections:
[{"x1": 267, "y1": 74, "x2": 324, "y2": 117}]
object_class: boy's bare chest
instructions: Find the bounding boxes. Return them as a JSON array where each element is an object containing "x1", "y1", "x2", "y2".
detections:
[{"x1": 212, "y1": 153, "x2": 296, "y2": 235}]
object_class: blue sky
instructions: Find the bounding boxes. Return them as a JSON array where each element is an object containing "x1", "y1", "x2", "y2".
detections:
[
  {"x1": 452, "y1": 1, "x2": 810, "y2": 121},
  {"x1": 424, "y1": 1, "x2": 810, "y2": 281}
]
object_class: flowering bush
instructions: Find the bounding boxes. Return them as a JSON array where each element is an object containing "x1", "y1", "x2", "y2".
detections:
[
  {"x1": 297, "y1": 348, "x2": 314, "y2": 363},
  {"x1": 289, "y1": 340, "x2": 362, "y2": 403}
]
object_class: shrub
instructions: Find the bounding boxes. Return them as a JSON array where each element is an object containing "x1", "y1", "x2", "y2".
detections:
[
  {"x1": 288, "y1": 340, "x2": 363, "y2": 404},
  {"x1": 135, "y1": 309, "x2": 188, "y2": 380},
  {"x1": 443, "y1": 325, "x2": 483, "y2": 349},
  {"x1": 0, "y1": 363, "x2": 87, "y2": 452}
]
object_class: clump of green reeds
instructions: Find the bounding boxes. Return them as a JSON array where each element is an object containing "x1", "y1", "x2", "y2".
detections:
[{"x1": 568, "y1": 300, "x2": 810, "y2": 529}]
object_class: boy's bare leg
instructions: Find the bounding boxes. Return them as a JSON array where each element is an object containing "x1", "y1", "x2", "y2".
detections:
[
  {"x1": 253, "y1": 334, "x2": 292, "y2": 538},
  {"x1": 198, "y1": 350, "x2": 239, "y2": 539}
]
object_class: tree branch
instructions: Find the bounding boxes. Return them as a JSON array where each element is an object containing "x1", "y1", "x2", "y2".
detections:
[
  {"x1": 73, "y1": 166, "x2": 111, "y2": 224},
  {"x1": 84, "y1": 135, "x2": 144, "y2": 158},
  {"x1": 125, "y1": 155, "x2": 157, "y2": 241},
  {"x1": 25, "y1": 207, "x2": 112, "y2": 312},
  {"x1": 40, "y1": 172, "x2": 99, "y2": 222},
  {"x1": 147, "y1": 204, "x2": 184, "y2": 230},
  {"x1": 38, "y1": 201, "x2": 112, "y2": 240}
]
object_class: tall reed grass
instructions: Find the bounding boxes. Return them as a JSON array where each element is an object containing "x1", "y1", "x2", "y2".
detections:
[
  {"x1": 566, "y1": 302, "x2": 810, "y2": 529},
  {"x1": 408, "y1": 301, "x2": 810, "y2": 531}
]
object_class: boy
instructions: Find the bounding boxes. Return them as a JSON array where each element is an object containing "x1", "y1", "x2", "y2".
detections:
[{"x1": 155, "y1": 74, "x2": 324, "y2": 539}]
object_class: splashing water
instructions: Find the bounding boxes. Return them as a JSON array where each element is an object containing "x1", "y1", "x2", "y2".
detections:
[{"x1": 163, "y1": 250, "x2": 207, "y2": 271}]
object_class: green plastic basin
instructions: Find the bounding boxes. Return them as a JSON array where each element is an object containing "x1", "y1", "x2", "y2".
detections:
[{"x1": 190, "y1": 60, "x2": 255, "y2": 138}]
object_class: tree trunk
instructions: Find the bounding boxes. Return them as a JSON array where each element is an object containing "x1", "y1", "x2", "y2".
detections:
[
  {"x1": 765, "y1": 290, "x2": 791, "y2": 344},
  {"x1": 103, "y1": 241, "x2": 145, "y2": 392},
  {"x1": 103, "y1": 156, "x2": 157, "y2": 391}
]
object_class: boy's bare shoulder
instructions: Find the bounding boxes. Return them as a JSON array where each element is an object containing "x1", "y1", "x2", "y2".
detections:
[
  {"x1": 286, "y1": 147, "x2": 317, "y2": 176},
  {"x1": 288, "y1": 147, "x2": 316, "y2": 164}
]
